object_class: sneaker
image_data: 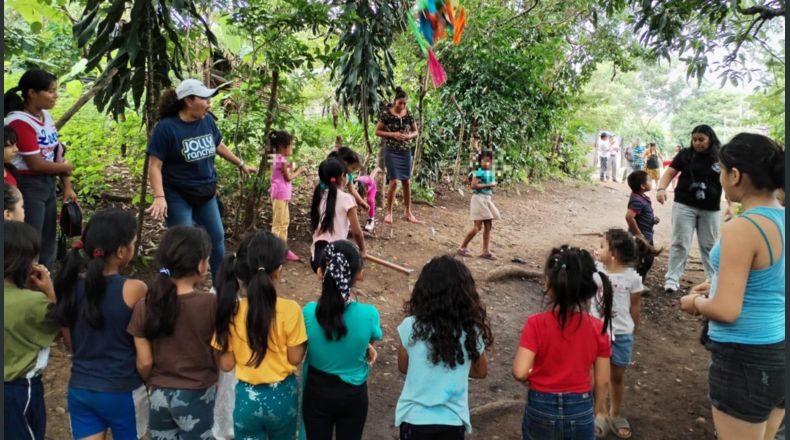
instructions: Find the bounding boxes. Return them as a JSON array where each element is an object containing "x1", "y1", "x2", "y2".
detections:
[
  {"x1": 364, "y1": 218, "x2": 375, "y2": 233},
  {"x1": 664, "y1": 283, "x2": 677, "y2": 294},
  {"x1": 286, "y1": 250, "x2": 301, "y2": 262}
]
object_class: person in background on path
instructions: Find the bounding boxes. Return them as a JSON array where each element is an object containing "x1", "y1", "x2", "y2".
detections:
[
  {"x1": 512, "y1": 245, "x2": 613, "y2": 440},
  {"x1": 592, "y1": 229, "x2": 647, "y2": 439},
  {"x1": 458, "y1": 150, "x2": 501, "y2": 260},
  {"x1": 4, "y1": 69, "x2": 77, "y2": 270},
  {"x1": 656, "y1": 125, "x2": 734, "y2": 293},
  {"x1": 127, "y1": 226, "x2": 218, "y2": 440},
  {"x1": 213, "y1": 231, "x2": 307, "y2": 440},
  {"x1": 608, "y1": 135, "x2": 621, "y2": 183},
  {"x1": 310, "y1": 158, "x2": 366, "y2": 273},
  {"x1": 621, "y1": 141, "x2": 635, "y2": 182},
  {"x1": 663, "y1": 145, "x2": 681, "y2": 191},
  {"x1": 644, "y1": 142, "x2": 664, "y2": 191},
  {"x1": 629, "y1": 139, "x2": 645, "y2": 172},
  {"x1": 328, "y1": 147, "x2": 381, "y2": 233},
  {"x1": 4, "y1": 220, "x2": 60, "y2": 440},
  {"x1": 145, "y1": 79, "x2": 255, "y2": 284},
  {"x1": 4, "y1": 183, "x2": 25, "y2": 221},
  {"x1": 396, "y1": 256, "x2": 493, "y2": 440},
  {"x1": 679, "y1": 133, "x2": 785, "y2": 440},
  {"x1": 4, "y1": 125, "x2": 19, "y2": 186},
  {"x1": 270, "y1": 130, "x2": 307, "y2": 262},
  {"x1": 626, "y1": 170, "x2": 661, "y2": 281},
  {"x1": 303, "y1": 240, "x2": 382, "y2": 440},
  {"x1": 597, "y1": 132, "x2": 611, "y2": 182},
  {"x1": 54, "y1": 209, "x2": 149, "y2": 440},
  {"x1": 374, "y1": 86, "x2": 422, "y2": 225}
]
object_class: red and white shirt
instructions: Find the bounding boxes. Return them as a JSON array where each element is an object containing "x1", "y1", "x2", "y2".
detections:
[{"x1": 4, "y1": 110, "x2": 63, "y2": 174}]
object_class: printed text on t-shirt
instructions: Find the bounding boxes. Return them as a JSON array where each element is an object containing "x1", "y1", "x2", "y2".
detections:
[{"x1": 181, "y1": 134, "x2": 216, "y2": 162}]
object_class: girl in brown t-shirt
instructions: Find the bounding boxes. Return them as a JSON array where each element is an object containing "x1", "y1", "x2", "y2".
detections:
[{"x1": 127, "y1": 225, "x2": 218, "y2": 440}]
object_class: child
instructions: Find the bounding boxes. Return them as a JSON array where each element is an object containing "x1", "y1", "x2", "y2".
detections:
[
  {"x1": 592, "y1": 229, "x2": 647, "y2": 439},
  {"x1": 213, "y1": 230, "x2": 307, "y2": 439},
  {"x1": 4, "y1": 182, "x2": 24, "y2": 221},
  {"x1": 4, "y1": 125, "x2": 19, "y2": 186},
  {"x1": 270, "y1": 130, "x2": 307, "y2": 261},
  {"x1": 458, "y1": 150, "x2": 500, "y2": 260},
  {"x1": 53, "y1": 209, "x2": 149, "y2": 440},
  {"x1": 512, "y1": 245, "x2": 613, "y2": 440},
  {"x1": 127, "y1": 226, "x2": 218, "y2": 440},
  {"x1": 626, "y1": 170, "x2": 662, "y2": 280},
  {"x1": 303, "y1": 240, "x2": 382, "y2": 439},
  {"x1": 395, "y1": 256, "x2": 493, "y2": 439},
  {"x1": 4, "y1": 220, "x2": 60, "y2": 440},
  {"x1": 328, "y1": 147, "x2": 380, "y2": 232},
  {"x1": 310, "y1": 158, "x2": 366, "y2": 273}
]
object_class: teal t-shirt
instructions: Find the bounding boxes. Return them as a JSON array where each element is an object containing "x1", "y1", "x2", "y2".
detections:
[
  {"x1": 473, "y1": 168, "x2": 494, "y2": 195},
  {"x1": 395, "y1": 316, "x2": 486, "y2": 433},
  {"x1": 303, "y1": 301, "x2": 382, "y2": 385}
]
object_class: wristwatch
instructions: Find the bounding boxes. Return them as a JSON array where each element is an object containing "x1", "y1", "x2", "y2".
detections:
[{"x1": 237, "y1": 159, "x2": 245, "y2": 168}]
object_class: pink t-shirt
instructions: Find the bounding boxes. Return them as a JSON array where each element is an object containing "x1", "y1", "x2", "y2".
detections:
[
  {"x1": 311, "y1": 189, "x2": 357, "y2": 257},
  {"x1": 270, "y1": 154, "x2": 291, "y2": 201}
]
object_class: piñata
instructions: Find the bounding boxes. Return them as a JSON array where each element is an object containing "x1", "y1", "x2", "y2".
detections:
[{"x1": 407, "y1": 0, "x2": 467, "y2": 87}]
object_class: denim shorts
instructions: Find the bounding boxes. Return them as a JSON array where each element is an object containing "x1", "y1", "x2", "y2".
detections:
[
  {"x1": 522, "y1": 389, "x2": 594, "y2": 440},
  {"x1": 706, "y1": 339, "x2": 785, "y2": 423},
  {"x1": 68, "y1": 385, "x2": 148, "y2": 440},
  {"x1": 611, "y1": 333, "x2": 634, "y2": 368}
]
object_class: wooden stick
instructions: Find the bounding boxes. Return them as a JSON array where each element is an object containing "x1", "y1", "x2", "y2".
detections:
[{"x1": 365, "y1": 254, "x2": 413, "y2": 275}]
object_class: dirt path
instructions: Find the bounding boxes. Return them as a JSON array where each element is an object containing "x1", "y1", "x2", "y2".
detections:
[{"x1": 43, "y1": 179, "x2": 719, "y2": 439}]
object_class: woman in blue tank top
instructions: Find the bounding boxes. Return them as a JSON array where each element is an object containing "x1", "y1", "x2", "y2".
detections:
[
  {"x1": 679, "y1": 133, "x2": 785, "y2": 439},
  {"x1": 54, "y1": 209, "x2": 149, "y2": 440}
]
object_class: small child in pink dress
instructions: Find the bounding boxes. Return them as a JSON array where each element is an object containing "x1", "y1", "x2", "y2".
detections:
[{"x1": 270, "y1": 130, "x2": 306, "y2": 261}]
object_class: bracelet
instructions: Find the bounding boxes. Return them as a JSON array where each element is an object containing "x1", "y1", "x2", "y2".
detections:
[{"x1": 237, "y1": 159, "x2": 245, "y2": 168}]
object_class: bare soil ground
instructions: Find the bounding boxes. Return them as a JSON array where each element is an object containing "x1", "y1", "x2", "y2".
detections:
[{"x1": 43, "y1": 178, "x2": 718, "y2": 439}]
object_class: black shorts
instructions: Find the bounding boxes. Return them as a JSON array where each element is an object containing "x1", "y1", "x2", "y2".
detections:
[
  {"x1": 311, "y1": 240, "x2": 328, "y2": 273},
  {"x1": 706, "y1": 339, "x2": 785, "y2": 423}
]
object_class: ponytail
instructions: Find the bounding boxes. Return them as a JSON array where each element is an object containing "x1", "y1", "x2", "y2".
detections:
[
  {"x1": 245, "y1": 267, "x2": 278, "y2": 367},
  {"x1": 310, "y1": 158, "x2": 346, "y2": 234},
  {"x1": 316, "y1": 241, "x2": 363, "y2": 341},
  {"x1": 143, "y1": 272, "x2": 180, "y2": 339},
  {"x1": 157, "y1": 89, "x2": 184, "y2": 120},
  {"x1": 4, "y1": 87, "x2": 23, "y2": 116},
  {"x1": 214, "y1": 253, "x2": 241, "y2": 352},
  {"x1": 544, "y1": 245, "x2": 606, "y2": 333},
  {"x1": 54, "y1": 247, "x2": 82, "y2": 327},
  {"x1": 594, "y1": 270, "x2": 614, "y2": 336}
]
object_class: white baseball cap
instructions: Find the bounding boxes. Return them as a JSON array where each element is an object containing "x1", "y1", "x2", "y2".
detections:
[{"x1": 175, "y1": 79, "x2": 218, "y2": 100}]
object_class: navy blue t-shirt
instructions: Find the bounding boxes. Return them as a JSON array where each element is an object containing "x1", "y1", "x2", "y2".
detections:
[
  {"x1": 69, "y1": 274, "x2": 143, "y2": 393},
  {"x1": 628, "y1": 192, "x2": 655, "y2": 241},
  {"x1": 146, "y1": 115, "x2": 223, "y2": 187}
]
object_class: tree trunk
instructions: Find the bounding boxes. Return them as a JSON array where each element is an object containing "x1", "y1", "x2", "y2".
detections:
[
  {"x1": 135, "y1": 2, "x2": 157, "y2": 256},
  {"x1": 411, "y1": 68, "x2": 429, "y2": 176},
  {"x1": 361, "y1": 82, "x2": 373, "y2": 159},
  {"x1": 450, "y1": 96, "x2": 466, "y2": 185},
  {"x1": 243, "y1": 69, "x2": 279, "y2": 229},
  {"x1": 55, "y1": 67, "x2": 119, "y2": 130}
]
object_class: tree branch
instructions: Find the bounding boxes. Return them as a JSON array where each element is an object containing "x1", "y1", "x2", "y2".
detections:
[
  {"x1": 499, "y1": 0, "x2": 540, "y2": 27},
  {"x1": 736, "y1": 2, "x2": 785, "y2": 19}
]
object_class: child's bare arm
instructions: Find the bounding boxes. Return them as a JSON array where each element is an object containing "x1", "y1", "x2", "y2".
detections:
[
  {"x1": 282, "y1": 161, "x2": 306, "y2": 182},
  {"x1": 625, "y1": 210, "x2": 644, "y2": 240},
  {"x1": 593, "y1": 356, "x2": 610, "y2": 416},
  {"x1": 630, "y1": 292, "x2": 642, "y2": 334},
  {"x1": 348, "y1": 207, "x2": 366, "y2": 256},
  {"x1": 470, "y1": 353, "x2": 488, "y2": 379},
  {"x1": 511, "y1": 347, "x2": 535, "y2": 382},
  {"x1": 397, "y1": 343, "x2": 409, "y2": 374},
  {"x1": 348, "y1": 182, "x2": 369, "y2": 210}
]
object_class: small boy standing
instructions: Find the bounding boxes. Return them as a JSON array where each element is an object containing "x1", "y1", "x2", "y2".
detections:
[{"x1": 625, "y1": 170, "x2": 660, "y2": 280}]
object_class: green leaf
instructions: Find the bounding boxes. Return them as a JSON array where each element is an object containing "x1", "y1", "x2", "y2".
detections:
[{"x1": 65, "y1": 80, "x2": 83, "y2": 98}]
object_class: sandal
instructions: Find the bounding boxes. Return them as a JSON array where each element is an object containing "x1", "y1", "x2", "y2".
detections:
[
  {"x1": 595, "y1": 415, "x2": 609, "y2": 439},
  {"x1": 479, "y1": 252, "x2": 497, "y2": 260},
  {"x1": 457, "y1": 248, "x2": 472, "y2": 257},
  {"x1": 608, "y1": 416, "x2": 632, "y2": 439}
]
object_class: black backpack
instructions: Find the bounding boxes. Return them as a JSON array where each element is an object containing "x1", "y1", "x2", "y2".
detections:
[{"x1": 57, "y1": 202, "x2": 83, "y2": 262}]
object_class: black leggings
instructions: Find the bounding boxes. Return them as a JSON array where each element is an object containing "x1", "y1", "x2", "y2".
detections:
[
  {"x1": 399, "y1": 422, "x2": 465, "y2": 440},
  {"x1": 302, "y1": 365, "x2": 368, "y2": 440}
]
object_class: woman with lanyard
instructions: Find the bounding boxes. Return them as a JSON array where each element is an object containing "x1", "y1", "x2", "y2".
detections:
[
  {"x1": 679, "y1": 133, "x2": 784, "y2": 440},
  {"x1": 656, "y1": 125, "x2": 734, "y2": 293},
  {"x1": 146, "y1": 79, "x2": 255, "y2": 284},
  {"x1": 4, "y1": 69, "x2": 77, "y2": 270},
  {"x1": 374, "y1": 87, "x2": 421, "y2": 225}
]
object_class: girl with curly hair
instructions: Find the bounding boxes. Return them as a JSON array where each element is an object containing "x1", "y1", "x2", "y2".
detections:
[{"x1": 395, "y1": 255, "x2": 493, "y2": 440}]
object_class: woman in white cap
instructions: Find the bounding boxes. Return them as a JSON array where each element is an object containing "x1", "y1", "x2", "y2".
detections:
[{"x1": 146, "y1": 79, "x2": 255, "y2": 284}]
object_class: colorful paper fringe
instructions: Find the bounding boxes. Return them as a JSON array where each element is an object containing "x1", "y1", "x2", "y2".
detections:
[{"x1": 409, "y1": 0, "x2": 467, "y2": 87}]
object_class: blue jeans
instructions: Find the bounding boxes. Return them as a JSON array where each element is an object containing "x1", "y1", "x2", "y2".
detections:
[
  {"x1": 665, "y1": 202, "x2": 720, "y2": 289},
  {"x1": 17, "y1": 174, "x2": 57, "y2": 270},
  {"x1": 165, "y1": 188, "x2": 225, "y2": 284},
  {"x1": 522, "y1": 390, "x2": 594, "y2": 440}
]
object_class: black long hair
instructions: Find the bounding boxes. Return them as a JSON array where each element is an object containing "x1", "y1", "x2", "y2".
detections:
[
  {"x1": 214, "y1": 231, "x2": 259, "y2": 352},
  {"x1": 544, "y1": 245, "x2": 613, "y2": 335},
  {"x1": 53, "y1": 209, "x2": 137, "y2": 329},
  {"x1": 327, "y1": 147, "x2": 362, "y2": 168},
  {"x1": 4, "y1": 69, "x2": 57, "y2": 116},
  {"x1": 719, "y1": 133, "x2": 785, "y2": 191},
  {"x1": 603, "y1": 228, "x2": 639, "y2": 267},
  {"x1": 143, "y1": 226, "x2": 211, "y2": 339},
  {"x1": 310, "y1": 158, "x2": 347, "y2": 235},
  {"x1": 404, "y1": 255, "x2": 494, "y2": 368},
  {"x1": 317, "y1": 240, "x2": 363, "y2": 341},
  {"x1": 270, "y1": 130, "x2": 293, "y2": 152},
  {"x1": 3, "y1": 220, "x2": 40, "y2": 288},
  {"x1": 241, "y1": 231, "x2": 286, "y2": 366},
  {"x1": 4, "y1": 183, "x2": 22, "y2": 214},
  {"x1": 689, "y1": 124, "x2": 722, "y2": 158},
  {"x1": 157, "y1": 89, "x2": 186, "y2": 120},
  {"x1": 4, "y1": 125, "x2": 19, "y2": 181}
]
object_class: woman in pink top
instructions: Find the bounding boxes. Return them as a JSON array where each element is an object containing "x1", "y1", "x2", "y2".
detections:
[
  {"x1": 309, "y1": 158, "x2": 366, "y2": 273},
  {"x1": 270, "y1": 131, "x2": 306, "y2": 261}
]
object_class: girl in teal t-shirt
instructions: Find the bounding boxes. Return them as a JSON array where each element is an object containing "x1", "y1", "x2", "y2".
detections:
[
  {"x1": 395, "y1": 256, "x2": 494, "y2": 439},
  {"x1": 303, "y1": 240, "x2": 382, "y2": 439}
]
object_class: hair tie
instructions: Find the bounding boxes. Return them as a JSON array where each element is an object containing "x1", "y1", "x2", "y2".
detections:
[
  {"x1": 257, "y1": 266, "x2": 266, "y2": 272},
  {"x1": 329, "y1": 177, "x2": 337, "y2": 183},
  {"x1": 93, "y1": 249, "x2": 105, "y2": 258},
  {"x1": 159, "y1": 268, "x2": 171, "y2": 276},
  {"x1": 323, "y1": 243, "x2": 353, "y2": 303},
  {"x1": 319, "y1": 182, "x2": 328, "y2": 190},
  {"x1": 72, "y1": 240, "x2": 84, "y2": 250}
]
